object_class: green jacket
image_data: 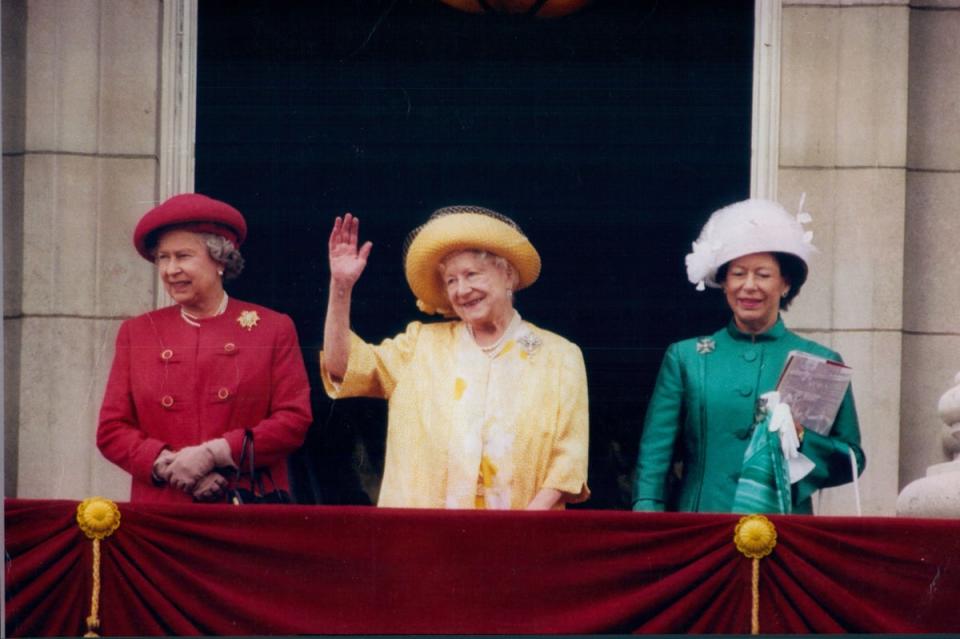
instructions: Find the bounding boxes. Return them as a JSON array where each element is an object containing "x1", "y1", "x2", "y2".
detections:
[{"x1": 632, "y1": 317, "x2": 865, "y2": 514}]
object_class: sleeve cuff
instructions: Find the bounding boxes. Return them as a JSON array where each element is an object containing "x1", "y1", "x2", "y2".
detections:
[{"x1": 206, "y1": 437, "x2": 236, "y2": 469}]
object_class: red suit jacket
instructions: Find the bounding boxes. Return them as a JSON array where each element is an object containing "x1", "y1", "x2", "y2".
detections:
[{"x1": 97, "y1": 298, "x2": 313, "y2": 503}]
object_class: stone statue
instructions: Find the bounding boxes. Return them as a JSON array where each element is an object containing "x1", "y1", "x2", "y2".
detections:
[{"x1": 896, "y1": 372, "x2": 960, "y2": 517}]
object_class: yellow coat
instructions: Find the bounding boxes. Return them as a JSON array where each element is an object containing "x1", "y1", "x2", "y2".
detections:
[{"x1": 320, "y1": 319, "x2": 589, "y2": 509}]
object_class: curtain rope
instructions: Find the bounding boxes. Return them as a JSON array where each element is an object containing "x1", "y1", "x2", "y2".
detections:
[
  {"x1": 76, "y1": 497, "x2": 121, "y2": 638},
  {"x1": 734, "y1": 515, "x2": 777, "y2": 635}
]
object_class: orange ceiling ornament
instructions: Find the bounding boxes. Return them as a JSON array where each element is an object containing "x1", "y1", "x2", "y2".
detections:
[{"x1": 439, "y1": 0, "x2": 592, "y2": 18}]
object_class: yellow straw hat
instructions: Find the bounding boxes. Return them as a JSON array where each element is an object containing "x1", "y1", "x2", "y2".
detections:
[{"x1": 403, "y1": 205, "x2": 541, "y2": 316}]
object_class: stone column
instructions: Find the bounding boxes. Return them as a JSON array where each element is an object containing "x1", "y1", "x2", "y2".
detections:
[
  {"x1": 3, "y1": 0, "x2": 28, "y2": 496},
  {"x1": 778, "y1": 1, "x2": 910, "y2": 514},
  {"x1": 8, "y1": 0, "x2": 162, "y2": 499},
  {"x1": 899, "y1": 1, "x2": 960, "y2": 493}
]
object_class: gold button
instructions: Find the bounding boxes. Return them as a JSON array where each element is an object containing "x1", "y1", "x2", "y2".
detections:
[
  {"x1": 161, "y1": 395, "x2": 174, "y2": 408},
  {"x1": 161, "y1": 349, "x2": 173, "y2": 361},
  {"x1": 217, "y1": 387, "x2": 230, "y2": 400},
  {"x1": 224, "y1": 342, "x2": 236, "y2": 353}
]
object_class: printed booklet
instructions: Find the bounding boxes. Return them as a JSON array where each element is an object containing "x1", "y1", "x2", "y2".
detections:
[{"x1": 775, "y1": 350, "x2": 853, "y2": 436}]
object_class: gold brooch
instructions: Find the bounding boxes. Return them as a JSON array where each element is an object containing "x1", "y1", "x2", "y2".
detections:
[{"x1": 237, "y1": 310, "x2": 260, "y2": 331}]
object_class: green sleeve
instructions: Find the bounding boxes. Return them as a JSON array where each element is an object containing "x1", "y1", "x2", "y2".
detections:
[
  {"x1": 794, "y1": 384, "x2": 866, "y2": 504},
  {"x1": 633, "y1": 343, "x2": 685, "y2": 512}
]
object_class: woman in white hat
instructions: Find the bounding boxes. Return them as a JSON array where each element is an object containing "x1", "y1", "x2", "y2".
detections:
[
  {"x1": 632, "y1": 198, "x2": 865, "y2": 514},
  {"x1": 321, "y1": 206, "x2": 589, "y2": 509}
]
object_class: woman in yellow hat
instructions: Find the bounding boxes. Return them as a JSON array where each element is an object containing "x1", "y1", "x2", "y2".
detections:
[{"x1": 321, "y1": 206, "x2": 589, "y2": 509}]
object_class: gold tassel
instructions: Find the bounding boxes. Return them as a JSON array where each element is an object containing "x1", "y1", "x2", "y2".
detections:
[
  {"x1": 76, "y1": 497, "x2": 121, "y2": 637},
  {"x1": 734, "y1": 515, "x2": 777, "y2": 635}
]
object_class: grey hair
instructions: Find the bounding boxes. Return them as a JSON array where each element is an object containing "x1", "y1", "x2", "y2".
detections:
[
  {"x1": 199, "y1": 233, "x2": 245, "y2": 280},
  {"x1": 438, "y1": 249, "x2": 520, "y2": 290}
]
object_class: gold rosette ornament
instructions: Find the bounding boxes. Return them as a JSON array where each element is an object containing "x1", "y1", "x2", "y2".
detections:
[
  {"x1": 734, "y1": 514, "x2": 777, "y2": 635},
  {"x1": 76, "y1": 497, "x2": 121, "y2": 637}
]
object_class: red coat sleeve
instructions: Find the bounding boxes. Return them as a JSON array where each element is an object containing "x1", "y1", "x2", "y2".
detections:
[
  {"x1": 96, "y1": 321, "x2": 169, "y2": 485},
  {"x1": 220, "y1": 313, "x2": 312, "y2": 467}
]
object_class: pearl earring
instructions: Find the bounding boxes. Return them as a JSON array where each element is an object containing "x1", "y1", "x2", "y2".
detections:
[{"x1": 218, "y1": 270, "x2": 224, "y2": 276}]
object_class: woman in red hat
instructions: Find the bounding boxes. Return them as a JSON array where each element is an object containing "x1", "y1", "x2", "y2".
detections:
[{"x1": 97, "y1": 193, "x2": 312, "y2": 503}]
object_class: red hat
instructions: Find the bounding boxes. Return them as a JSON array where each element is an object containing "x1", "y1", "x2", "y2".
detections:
[{"x1": 133, "y1": 193, "x2": 248, "y2": 261}]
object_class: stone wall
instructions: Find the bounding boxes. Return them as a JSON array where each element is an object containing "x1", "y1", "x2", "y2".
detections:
[
  {"x1": 900, "y1": 1, "x2": 960, "y2": 488},
  {"x1": 3, "y1": 0, "x2": 162, "y2": 499},
  {"x1": 777, "y1": 0, "x2": 960, "y2": 514},
  {"x1": 3, "y1": 0, "x2": 27, "y2": 497},
  {"x1": 779, "y1": 0, "x2": 911, "y2": 514}
]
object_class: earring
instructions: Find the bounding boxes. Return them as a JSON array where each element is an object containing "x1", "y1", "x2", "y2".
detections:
[
  {"x1": 218, "y1": 270, "x2": 224, "y2": 276},
  {"x1": 781, "y1": 291, "x2": 788, "y2": 298}
]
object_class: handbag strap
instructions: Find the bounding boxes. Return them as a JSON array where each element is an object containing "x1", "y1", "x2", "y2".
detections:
[
  {"x1": 247, "y1": 431, "x2": 283, "y2": 494},
  {"x1": 848, "y1": 445, "x2": 862, "y2": 516},
  {"x1": 231, "y1": 430, "x2": 256, "y2": 490},
  {"x1": 246, "y1": 430, "x2": 270, "y2": 496},
  {"x1": 232, "y1": 429, "x2": 281, "y2": 497},
  {"x1": 237, "y1": 430, "x2": 255, "y2": 476},
  {"x1": 246, "y1": 429, "x2": 256, "y2": 479}
]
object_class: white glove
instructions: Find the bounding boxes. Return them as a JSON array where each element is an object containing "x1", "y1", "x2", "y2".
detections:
[{"x1": 762, "y1": 391, "x2": 815, "y2": 484}]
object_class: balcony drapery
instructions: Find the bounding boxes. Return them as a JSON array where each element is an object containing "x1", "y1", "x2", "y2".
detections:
[{"x1": 5, "y1": 499, "x2": 958, "y2": 635}]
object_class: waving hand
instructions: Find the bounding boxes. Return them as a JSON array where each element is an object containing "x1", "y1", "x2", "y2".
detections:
[
  {"x1": 323, "y1": 213, "x2": 372, "y2": 381},
  {"x1": 328, "y1": 213, "x2": 373, "y2": 288}
]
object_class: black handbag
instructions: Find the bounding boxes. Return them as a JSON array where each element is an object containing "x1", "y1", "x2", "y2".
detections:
[{"x1": 225, "y1": 429, "x2": 292, "y2": 505}]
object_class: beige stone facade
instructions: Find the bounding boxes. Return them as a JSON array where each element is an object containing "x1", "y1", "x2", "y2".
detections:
[
  {"x1": 3, "y1": 0, "x2": 161, "y2": 500},
  {"x1": 3, "y1": 1, "x2": 958, "y2": 513}
]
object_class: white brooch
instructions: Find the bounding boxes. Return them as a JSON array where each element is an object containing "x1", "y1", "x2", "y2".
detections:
[
  {"x1": 237, "y1": 310, "x2": 260, "y2": 331},
  {"x1": 696, "y1": 337, "x2": 715, "y2": 355},
  {"x1": 516, "y1": 332, "x2": 542, "y2": 359}
]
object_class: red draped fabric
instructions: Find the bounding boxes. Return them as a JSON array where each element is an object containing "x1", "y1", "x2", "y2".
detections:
[{"x1": 5, "y1": 499, "x2": 959, "y2": 635}]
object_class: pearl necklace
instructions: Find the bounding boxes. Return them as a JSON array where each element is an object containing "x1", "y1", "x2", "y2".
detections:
[
  {"x1": 180, "y1": 292, "x2": 229, "y2": 327},
  {"x1": 468, "y1": 325, "x2": 508, "y2": 356}
]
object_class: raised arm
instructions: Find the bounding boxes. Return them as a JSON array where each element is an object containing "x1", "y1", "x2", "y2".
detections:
[{"x1": 323, "y1": 213, "x2": 373, "y2": 381}]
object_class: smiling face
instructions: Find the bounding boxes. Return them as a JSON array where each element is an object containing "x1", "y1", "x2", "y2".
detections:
[
  {"x1": 154, "y1": 229, "x2": 224, "y2": 316},
  {"x1": 441, "y1": 251, "x2": 515, "y2": 331},
  {"x1": 722, "y1": 252, "x2": 791, "y2": 334}
]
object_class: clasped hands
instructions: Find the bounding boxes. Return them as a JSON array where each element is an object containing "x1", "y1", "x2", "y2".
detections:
[{"x1": 153, "y1": 438, "x2": 235, "y2": 502}]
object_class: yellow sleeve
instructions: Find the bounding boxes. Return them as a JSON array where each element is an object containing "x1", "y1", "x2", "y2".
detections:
[
  {"x1": 542, "y1": 342, "x2": 590, "y2": 502},
  {"x1": 319, "y1": 322, "x2": 423, "y2": 400}
]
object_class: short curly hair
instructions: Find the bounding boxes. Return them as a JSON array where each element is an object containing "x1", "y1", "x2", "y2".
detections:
[{"x1": 200, "y1": 233, "x2": 245, "y2": 281}]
